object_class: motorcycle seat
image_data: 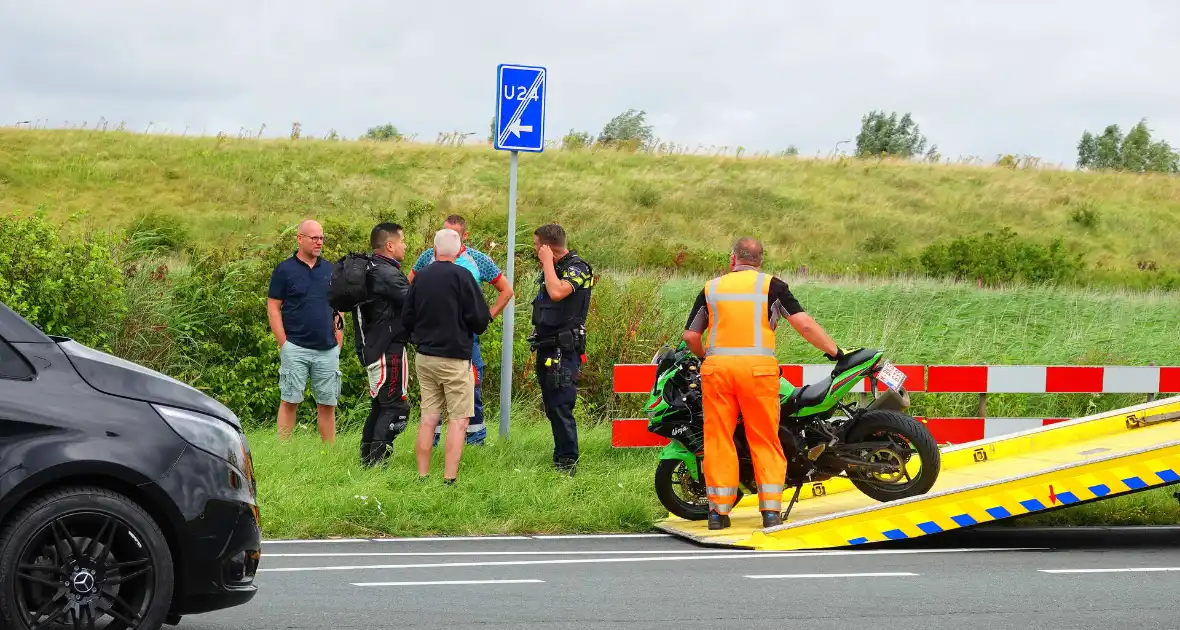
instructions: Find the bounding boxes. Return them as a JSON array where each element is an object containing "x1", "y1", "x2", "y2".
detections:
[
  {"x1": 833, "y1": 348, "x2": 880, "y2": 373},
  {"x1": 790, "y1": 376, "x2": 832, "y2": 409}
]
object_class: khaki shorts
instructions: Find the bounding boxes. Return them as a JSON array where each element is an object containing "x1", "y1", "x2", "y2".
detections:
[{"x1": 415, "y1": 353, "x2": 475, "y2": 421}]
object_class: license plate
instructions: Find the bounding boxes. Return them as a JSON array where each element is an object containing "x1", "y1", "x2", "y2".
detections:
[{"x1": 877, "y1": 362, "x2": 907, "y2": 391}]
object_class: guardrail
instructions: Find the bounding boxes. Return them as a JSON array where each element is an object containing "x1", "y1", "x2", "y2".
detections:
[{"x1": 610, "y1": 362, "x2": 1180, "y2": 447}]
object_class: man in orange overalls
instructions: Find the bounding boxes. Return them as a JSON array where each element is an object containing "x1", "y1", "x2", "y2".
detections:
[{"x1": 682, "y1": 237, "x2": 840, "y2": 530}]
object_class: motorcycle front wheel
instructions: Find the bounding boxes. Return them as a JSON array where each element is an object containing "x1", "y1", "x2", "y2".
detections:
[{"x1": 654, "y1": 458, "x2": 744, "y2": 521}]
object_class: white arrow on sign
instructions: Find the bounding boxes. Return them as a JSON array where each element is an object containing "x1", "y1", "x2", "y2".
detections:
[{"x1": 508, "y1": 120, "x2": 533, "y2": 138}]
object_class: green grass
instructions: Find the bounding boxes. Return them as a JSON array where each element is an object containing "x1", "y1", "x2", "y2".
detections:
[
  {"x1": 3, "y1": 128, "x2": 1180, "y2": 287},
  {"x1": 248, "y1": 414, "x2": 1180, "y2": 540},
  {"x1": 248, "y1": 411, "x2": 662, "y2": 539},
  {"x1": 5, "y1": 127, "x2": 1180, "y2": 538}
]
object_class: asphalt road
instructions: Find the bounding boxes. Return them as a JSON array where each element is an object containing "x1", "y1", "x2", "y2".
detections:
[{"x1": 176, "y1": 533, "x2": 1180, "y2": 630}]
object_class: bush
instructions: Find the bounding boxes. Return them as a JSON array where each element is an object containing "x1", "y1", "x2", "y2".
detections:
[
  {"x1": 562, "y1": 130, "x2": 593, "y2": 150},
  {"x1": 0, "y1": 209, "x2": 125, "y2": 349},
  {"x1": 919, "y1": 227, "x2": 1086, "y2": 286},
  {"x1": 1070, "y1": 203, "x2": 1100, "y2": 229},
  {"x1": 860, "y1": 233, "x2": 897, "y2": 254},
  {"x1": 125, "y1": 210, "x2": 192, "y2": 257}
]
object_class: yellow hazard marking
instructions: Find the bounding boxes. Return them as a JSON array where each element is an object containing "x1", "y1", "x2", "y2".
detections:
[{"x1": 657, "y1": 396, "x2": 1180, "y2": 550}]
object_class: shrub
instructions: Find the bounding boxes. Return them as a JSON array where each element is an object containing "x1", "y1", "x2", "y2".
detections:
[
  {"x1": 1070, "y1": 203, "x2": 1100, "y2": 229},
  {"x1": 562, "y1": 130, "x2": 593, "y2": 150},
  {"x1": 860, "y1": 233, "x2": 897, "y2": 254},
  {"x1": 919, "y1": 227, "x2": 1086, "y2": 286},
  {"x1": 629, "y1": 183, "x2": 661, "y2": 208},
  {"x1": 125, "y1": 210, "x2": 192, "y2": 257},
  {"x1": 0, "y1": 209, "x2": 125, "y2": 349}
]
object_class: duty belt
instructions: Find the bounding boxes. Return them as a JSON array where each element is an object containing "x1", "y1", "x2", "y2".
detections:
[{"x1": 528, "y1": 327, "x2": 585, "y2": 351}]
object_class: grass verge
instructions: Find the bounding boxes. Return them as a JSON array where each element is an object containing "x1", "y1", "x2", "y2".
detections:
[
  {"x1": 249, "y1": 412, "x2": 662, "y2": 539},
  {"x1": 248, "y1": 411, "x2": 1180, "y2": 540}
]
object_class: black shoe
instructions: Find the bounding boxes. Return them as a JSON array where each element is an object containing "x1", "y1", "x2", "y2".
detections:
[
  {"x1": 360, "y1": 442, "x2": 390, "y2": 467},
  {"x1": 555, "y1": 460, "x2": 577, "y2": 477},
  {"x1": 762, "y1": 511, "x2": 783, "y2": 528},
  {"x1": 443, "y1": 478, "x2": 457, "y2": 486},
  {"x1": 708, "y1": 511, "x2": 731, "y2": 530}
]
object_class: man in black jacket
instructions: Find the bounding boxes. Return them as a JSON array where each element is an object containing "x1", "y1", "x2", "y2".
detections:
[
  {"x1": 352, "y1": 222, "x2": 411, "y2": 466},
  {"x1": 402, "y1": 228, "x2": 491, "y2": 484}
]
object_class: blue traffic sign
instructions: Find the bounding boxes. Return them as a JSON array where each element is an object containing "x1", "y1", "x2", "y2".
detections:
[{"x1": 495, "y1": 64, "x2": 547, "y2": 152}]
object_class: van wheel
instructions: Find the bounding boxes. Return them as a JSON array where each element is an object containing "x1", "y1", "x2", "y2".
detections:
[{"x1": 0, "y1": 486, "x2": 173, "y2": 630}]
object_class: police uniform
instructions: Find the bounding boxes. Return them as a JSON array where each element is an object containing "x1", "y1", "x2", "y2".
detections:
[{"x1": 530, "y1": 250, "x2": 594, "y2": 473}]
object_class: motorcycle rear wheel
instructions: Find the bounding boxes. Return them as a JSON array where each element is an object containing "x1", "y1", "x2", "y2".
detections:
[
  {"x1": 654, "y1": 458, "x2": 744, "y2": 521},
  {"x1": 844, "y1": 409, "x2": 941, "y2": 502}
]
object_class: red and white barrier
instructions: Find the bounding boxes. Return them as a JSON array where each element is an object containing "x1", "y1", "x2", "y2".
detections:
[{"x1": 609, "y1": 363, "x2": 1179, "y2": 447}]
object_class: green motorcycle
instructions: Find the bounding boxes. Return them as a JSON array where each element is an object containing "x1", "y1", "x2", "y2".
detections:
[{"x1": 646, "y1": 343, "x2": 941, "y2": 522}]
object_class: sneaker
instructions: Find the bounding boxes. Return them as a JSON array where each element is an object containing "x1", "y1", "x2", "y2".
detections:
[{"x1": 466, "y1": 427, "x2": 486, "y2": 445}]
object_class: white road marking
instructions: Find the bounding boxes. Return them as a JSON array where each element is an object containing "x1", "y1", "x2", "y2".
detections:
[
  {"x1": 530, "y1": 534, "x2": 671, "y2": 539},
  {"x1": 352, "y1": 579, "x2": 545, "y2": 586},
  {"x1": 366, "y1": 536, "x2": 535, "y2": 543},
  {"x1": 259, "y1": 547, "x2": 1035, "y2": 573},
  {"x1": 746, "y1": 572, "x2": 919, "y2": 579},
  {"x1": 266, "y1": 550, "x2": 780, "y2": 558},
  {"x1": 264, "y1": 539, "x2": 371, "y2": 544},
  {"x1": 1039, "y1": 567, "x2": 1180, "y2": 574},
  {"x1": 263, "y1": 534, "x2": 666, "y2": 544},
  {"x1": 264, "y1": 536, "x2": 533, "y2": 544}
]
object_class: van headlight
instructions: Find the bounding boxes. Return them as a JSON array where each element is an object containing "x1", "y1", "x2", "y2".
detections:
[{"x1": 154, "y1": 404, "x2": 248, "y2": 476}]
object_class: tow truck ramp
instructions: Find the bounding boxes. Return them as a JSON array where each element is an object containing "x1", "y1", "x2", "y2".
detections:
[{"x1": 656, "y1": 396, "x2": 1180, "y2": 550}]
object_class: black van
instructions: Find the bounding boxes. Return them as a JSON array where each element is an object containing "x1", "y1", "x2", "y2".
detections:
[{"x1": 0, "y1": 301, "x2": 261, "y2": 628}]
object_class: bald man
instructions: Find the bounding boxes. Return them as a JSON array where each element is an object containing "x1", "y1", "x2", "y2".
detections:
[{"x1": 267, "y1": 219, "x2": 344, "y2": 443}]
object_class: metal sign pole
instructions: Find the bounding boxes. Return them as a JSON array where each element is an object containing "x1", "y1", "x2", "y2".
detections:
[
  {"x1": 493, "y1": 62, "x2": 546, "y2": 441},
  {"x1": 499, "y1": 150, "x2": 518, "y2": 439}
]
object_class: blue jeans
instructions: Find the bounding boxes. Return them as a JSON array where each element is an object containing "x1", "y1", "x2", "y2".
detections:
[
  {"x1": 433, "y1": 333, "x2": 486, "y2": 445},
  {"x1": 471, "y1": 333, "x2": 485, "y2": 428}
]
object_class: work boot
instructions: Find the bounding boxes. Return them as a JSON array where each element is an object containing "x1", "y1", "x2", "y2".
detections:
[
  {"x1": 708, "y1": 511, "x2": 731, "y2": 530},
  {"x1": 762, "y1": 511, "x2": 783, "y2": 528}
]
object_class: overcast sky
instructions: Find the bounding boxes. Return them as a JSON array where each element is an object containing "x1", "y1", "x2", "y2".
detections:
[{"x1": 2, "y1": 1, "x2": 1178, "y2": 166}]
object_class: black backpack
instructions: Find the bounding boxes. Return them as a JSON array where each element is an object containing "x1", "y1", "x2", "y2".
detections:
[{"x1": 328, "y1": 253, "x2": 374, "y2": 311}]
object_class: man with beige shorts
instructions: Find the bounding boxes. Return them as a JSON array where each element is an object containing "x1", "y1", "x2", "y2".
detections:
[{"x1": 401, "y1": 228, "x2": 492, "y2": 484}]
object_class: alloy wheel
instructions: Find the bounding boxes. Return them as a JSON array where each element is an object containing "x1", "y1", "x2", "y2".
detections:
[{"x1": 14, "y1": 510, "x2": 156, "y2": 629}]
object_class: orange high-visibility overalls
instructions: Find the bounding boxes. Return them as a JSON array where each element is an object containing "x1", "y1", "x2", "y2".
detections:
[{"x1": 700, "y1": 268, "x2": 786, "y2": 516}]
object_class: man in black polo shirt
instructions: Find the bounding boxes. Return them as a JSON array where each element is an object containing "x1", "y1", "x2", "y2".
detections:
[{"x1": 266, "y1": 219, "x2": 343, "y2": 444}]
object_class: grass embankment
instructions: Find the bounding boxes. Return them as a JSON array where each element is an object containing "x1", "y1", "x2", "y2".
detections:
[
  {"x1": 4, "y1": 128, "x2": 1179, "y2": 537},
  {"x1": 3, "y1": 128, "x2": 1180, "y2": 288},
  {"x1": 252, "y1": 277, "x2": 1180, "y2": 538}
]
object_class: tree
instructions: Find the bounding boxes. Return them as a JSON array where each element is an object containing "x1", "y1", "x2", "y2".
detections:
[
  {"x1": 854, "y1": 110, "x2": 936, "y2": 159},
  {"x1": 1076, "y1": 119, "x2": 1179, "y2": 173},
  {"x1": 597, "y1": 109, "x2": 654, "y2": 150},
  {"x1": 363, "y1": 124, "x2": 401, "y2": 141},
  {"x1": 562, "y1": 129, "x2": 593, "y2": 150}
]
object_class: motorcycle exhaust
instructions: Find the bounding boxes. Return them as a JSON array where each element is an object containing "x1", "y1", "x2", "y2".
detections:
[{"x1": 867, "y1": 387, "x2": 910, "y2": 411}]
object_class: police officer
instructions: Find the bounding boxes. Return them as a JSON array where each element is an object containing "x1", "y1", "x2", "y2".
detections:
[{"x1": 529, "y1": 223, "x2": 593, "y2": 476}]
